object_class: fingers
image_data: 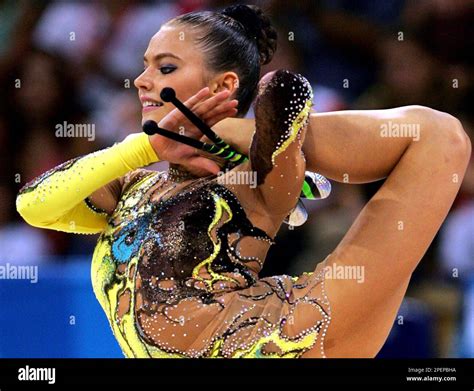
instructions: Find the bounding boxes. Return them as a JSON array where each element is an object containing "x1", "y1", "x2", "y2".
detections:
[
  {"x1": 205, "y1": 107, "x2": 238, "y2": 127},
  {"x1": 193, "y1": 91, "x2": 239, "y2": 129},
  {"x1": 201, "y1": 100, "x2": 238, "y2": 122},
  {"x1": 193, "y1": 89, "x2": 233, "y2": 116},
  {"x1": 187, "y1": 156, "x2": 221, "y2": 176},
  {"x1": 194, "y1": 89, "x2": 230, "y2": 111},
  {"x1": 184, "y1": 86, "x2": 211, "y2": 108},
  {"x1": 160, "y1": 87, "x2": 211, "y2": 129},
  {"x1": 159, "y1": 87, "x2": 238, "y2": 140}
]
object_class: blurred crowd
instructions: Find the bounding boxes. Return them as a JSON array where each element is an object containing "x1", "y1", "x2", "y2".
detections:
[{"x1": 0, "y1": 0, "x2": 472, "y2": 357}]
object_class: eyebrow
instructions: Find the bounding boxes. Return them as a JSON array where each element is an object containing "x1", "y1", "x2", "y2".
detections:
[{"x1": 143, "y1": 52, "x2": 182, "y2": 63}]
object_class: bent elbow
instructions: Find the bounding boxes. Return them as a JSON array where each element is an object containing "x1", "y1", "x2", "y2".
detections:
[
  {"x1": 414, "y1": 106, "x2": 472, "y2": 163},
  {"x1": 16, "y1": 193, "x2": 48, "y2": 228},
  {"x1": 449, "y1": 116, "x2": 471, "y2": 157},
  {"x1": 16, "y1": 193, "x2": 30, "y2": 223},
  {"x1": 439, "y1": 113, "x2": 472, "y2": 163}
]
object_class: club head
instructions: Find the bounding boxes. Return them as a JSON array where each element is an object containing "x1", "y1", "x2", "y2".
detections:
[
  {"x1": 142, "y1": 120, "x2": 158, "y2": 135},
  {"x1": 284, "y1": 199, "x2": 308, "y2": 227},
  {"x1": 305, "y1": 171, "x2": 332, "y2": 199},
  {"x1": 160, "y1": 87, "x2": 176, "y2": 102}
]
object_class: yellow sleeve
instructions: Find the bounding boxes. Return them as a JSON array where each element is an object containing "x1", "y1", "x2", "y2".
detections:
[{"x1": 16, "y1": 132, "x2": 159, "y2": 234}]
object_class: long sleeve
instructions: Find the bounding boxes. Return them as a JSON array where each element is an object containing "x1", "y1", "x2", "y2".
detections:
[{"x1": 16, "y1": 132, "x2": 160, "y2": 234}]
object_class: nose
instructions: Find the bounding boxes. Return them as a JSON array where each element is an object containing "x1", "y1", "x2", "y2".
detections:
[{"x1": 134, "y1": 69, "x2": 153, "y2": 91}]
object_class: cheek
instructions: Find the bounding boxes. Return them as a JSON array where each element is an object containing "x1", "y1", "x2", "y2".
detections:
[
  {"x1": 172, "y1": 83, "x2": 201, "y2": 102},
  {"x1": 168, "y1": 70, "x2": 206, "y2": 101}
]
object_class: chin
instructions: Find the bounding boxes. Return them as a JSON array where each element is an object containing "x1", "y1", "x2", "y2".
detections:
[{"x1": 141, "y1": 113, "x2": 164, "y2": 125}]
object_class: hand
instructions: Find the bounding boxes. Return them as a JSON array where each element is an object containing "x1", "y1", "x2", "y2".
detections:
[{"x1": 148, "y1": 87, "x2": 238, "y2": 176}]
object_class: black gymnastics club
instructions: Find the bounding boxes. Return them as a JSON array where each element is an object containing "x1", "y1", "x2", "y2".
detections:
[
  {"x1": 143, "y1": 120, "x2": 205, "y2": 149},
  {"x1": 160, "y1": 87, "x2": 247, "y2": 164},
  {"x1": 160, "y1": 87, "x2": 226, "y2": 145},
  {"x1": 143, "y1": 120, "x2": 247, "y2": 167}
]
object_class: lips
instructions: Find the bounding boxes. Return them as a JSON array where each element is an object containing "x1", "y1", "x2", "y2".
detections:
[{"x1": 140, "y1": 96, "x2": 164, "y2": 112}]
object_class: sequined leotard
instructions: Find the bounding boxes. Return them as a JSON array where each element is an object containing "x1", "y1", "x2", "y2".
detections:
[
  {"x1": 91, "y1": 168, "x2": 331, "y2": 357},
  {"x1": 16, "y1": 70, "x2": 331, "y2": 358}
]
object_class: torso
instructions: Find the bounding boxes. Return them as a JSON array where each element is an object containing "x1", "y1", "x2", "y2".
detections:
[
  {"x1": 91, "y1": 168, "x2": 276, "y2": 357},
  {"x1": 91, "y1": 167, "x2": 330, "y2": 358}
]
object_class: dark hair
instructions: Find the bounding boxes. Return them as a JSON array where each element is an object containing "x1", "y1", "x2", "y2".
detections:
[{"x1": 167, "y1": 4, "x2": 277, "y2": 117}]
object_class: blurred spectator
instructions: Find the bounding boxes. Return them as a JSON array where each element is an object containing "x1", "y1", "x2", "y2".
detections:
[
  {"x1": 0, "y1": 183, "x2": 52, "y2": 264},
  {"x1": 439, "y1": 200, "x2": 474, "y2": 280},
  {"x1": 355, "y1": 37, "x2": 443, "y2": 109},
  {"x1": 2, "y1": 47, "x2": 94, "y2": 257},
  {"x1": 0, "y1": 0, "x2": 47, "y2": 86},
  {"x1": 459, "y1": 275, "x2": 474, "y2": 357},
  {"x1": 32, "y1": 0, "x2": 180, "y2": 144}
]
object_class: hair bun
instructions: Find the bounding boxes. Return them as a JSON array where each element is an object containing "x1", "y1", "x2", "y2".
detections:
[{"x1": 221, "y1": 4, "x2": 277, "y2": 66}]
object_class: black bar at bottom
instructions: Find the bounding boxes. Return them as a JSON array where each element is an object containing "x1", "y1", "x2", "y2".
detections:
[{"x1": 0, "y1": 358, "x2": 472, "y2": 389}]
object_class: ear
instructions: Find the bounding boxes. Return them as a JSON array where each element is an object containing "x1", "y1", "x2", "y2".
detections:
[{"x1": 209, "y1": 72, "x2": 239, "y2": 96}]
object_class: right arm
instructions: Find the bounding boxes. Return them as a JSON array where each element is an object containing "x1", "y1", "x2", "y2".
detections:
[
  {"x1": 15, "y1": 87, "x2": 237, "y2": 234},
  {"x1": 16, "y1": 133, "x2": 159, "y2": 234}
]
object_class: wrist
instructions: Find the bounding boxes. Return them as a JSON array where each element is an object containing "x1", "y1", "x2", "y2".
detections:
[{"x1": 116, "y1": 132, "x2": 160, "y2": 168}]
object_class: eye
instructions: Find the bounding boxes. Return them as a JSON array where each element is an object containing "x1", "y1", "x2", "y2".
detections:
[{"x1": 160, "y1": 66, "x2": 176, "y2": 75}]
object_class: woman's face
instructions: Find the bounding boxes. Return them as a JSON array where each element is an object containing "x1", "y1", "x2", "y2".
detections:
[{"x1": 134, "y1": 24, "x2": 209, "y2": 125}]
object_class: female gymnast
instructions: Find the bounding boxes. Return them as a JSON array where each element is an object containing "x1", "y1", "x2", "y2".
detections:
[{"x1": 16, "y1": 5, "x2": 471, "y2": 358}]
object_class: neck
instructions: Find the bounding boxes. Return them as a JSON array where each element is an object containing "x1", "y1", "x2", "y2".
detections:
[{"x1": 167, "y1": 163, "x2": 198, "y2": 183}]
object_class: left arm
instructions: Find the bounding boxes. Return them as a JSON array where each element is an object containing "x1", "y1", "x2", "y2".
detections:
[{"x1": 212, "y1": 105, "x2": 444, "y2": 184}]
